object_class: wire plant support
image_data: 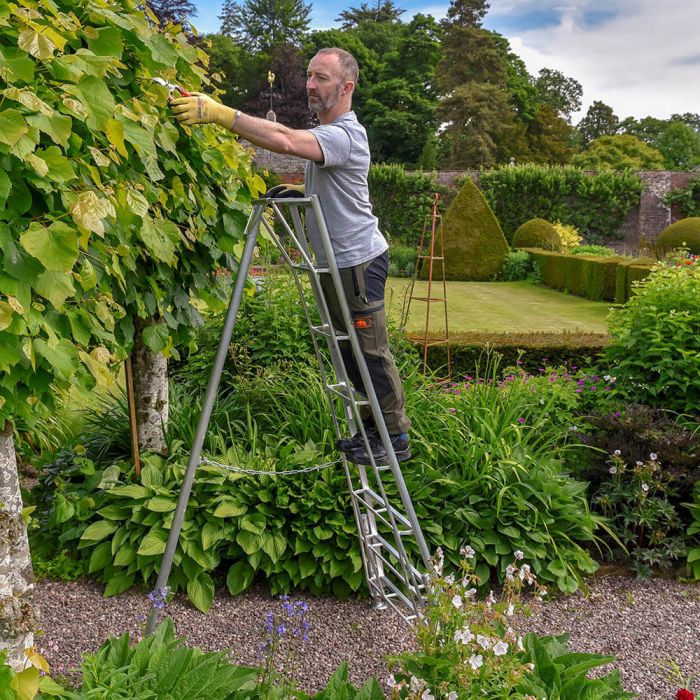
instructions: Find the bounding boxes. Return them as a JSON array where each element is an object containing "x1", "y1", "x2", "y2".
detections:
[
  {"x1": 401, "y1": 193, "x2": 451, "y2": 379},
  {"x1": 146, "y1": 194, "x2": 432, "y2": 634}
]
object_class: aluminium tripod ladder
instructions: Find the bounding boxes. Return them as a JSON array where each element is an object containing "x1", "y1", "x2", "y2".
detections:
[{"x1": 147, "y1": 194, "x2": 432, "y2": 634}]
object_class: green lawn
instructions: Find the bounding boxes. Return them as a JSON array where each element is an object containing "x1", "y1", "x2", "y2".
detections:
[{"x1": 386, "y1": 280, "x2": 612, "y2": 335}]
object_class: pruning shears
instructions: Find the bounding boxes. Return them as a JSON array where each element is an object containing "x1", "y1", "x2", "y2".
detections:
[{"x1": 152, "y1": 77, "x2": 192, "y2": 98}]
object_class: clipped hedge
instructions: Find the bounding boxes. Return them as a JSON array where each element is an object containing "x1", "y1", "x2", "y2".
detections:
[
  {"x1": 421, "y1": 332, "x2": 609, "y2": 378},
  {"x1": 524, "y1": 248, "x2": 656, "y2": 303},
  {"x1": 512, "y1": 218, "x2": 563, "y2": 252},
  {"x1": 479, "y1": 165, "x2": 643, "y2": 244}
]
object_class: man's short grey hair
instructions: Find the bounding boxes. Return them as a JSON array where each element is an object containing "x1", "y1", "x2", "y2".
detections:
[{"x1": 316, "y1": 47, "x2": 359, "y2": 84}]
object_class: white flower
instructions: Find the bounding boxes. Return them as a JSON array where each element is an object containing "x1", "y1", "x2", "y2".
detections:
[
  {"x1": 468, "y1": 654, "x2": 483, "y2": 670},
  {"x1": 518, "y1": 636, "x2": 525, "y2": 652},
  {"x1": 636, "y1": 460, "x2": 644, "y2": 467},
  {"x1": 493, "y1": 641, "x2": 509, "y2": 656},
  {"x1": 445, "y1": 574, "x2": 455, "y2": 585},
  {"x1": 514, "y1": 550, "x2": 524, "y2": 560},
  {"x1": 539, "y1": 587, "x2": 547, "y2": 597},
  {"x1": 464, "y1": 587, "x2": 477, "y2": 600},
  {"x1": 433, "y1": 548, "x2": 444, "y2": 576},
  {"x1": 507, "y1": 603, "x2": 515, "y2": 616},
  {"x1": 518, "y1": 564, "x2": 531, "y2": 581},
  {"x1": 477, "y1": 634, "x2": 492, "y2": 650},
  {"x1": 422, "y1": 689, "x2": 435, "y2": 700},
  {"x1": 614, "y1": 449, "x2": 621, "y2": 456},
  {"x1": 650, "y1": 453, "x2": 658, "y2": 461},
  {"x1": 446, "y1": 692, "x2": 458, "y2": 700},
  {"x1": 387, "y1": 675, "x2": 397, "y2": 688},
  {"x1": 641, "y1": 483, "x2": 649, "y2": 492},
  {"x1": 505, "y1": 565, "x2": 516, "y2": 582},
  {"x1": 609, "y1": 466, "x2": 617, "y2": 475},
  {"x1": 410, "y1": 676, "x2": 425, "y2": 693},
  {"x1": 454, "y1": 627, "x2": 474, "y2": 645},
  {"x1": 460, "y1": 545, "x2": 476, "y2": 559},
  {"x1": 451, "y1": 595, "x2": 463, "y2": 609}
]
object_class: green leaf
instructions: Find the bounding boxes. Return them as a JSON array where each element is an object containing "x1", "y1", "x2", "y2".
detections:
[
  {"x1": 140, "y1": 217, "x2": 180, "y2": 265},
  {"x1": 138, "y1": 530, "x2": 167, "y2": 556},
  {"x1": 52, "y1": 493, "x2": 75, "y2": 524},
  {"x1": 86, "y1": 26, "x2": 123, "y2": 58},
  {"x1": 142, "y1": 323, "x2": 170, "y2": 353},
  {"x1": 104, "y1": 572, "x2": 134, "y2": 596},
  {"x1": 0, "y1": 109, "x2": 28, "y2": 147},
  {"x1": 34, "y1": 270, "x2": 75, "y2": 309},
  {"x1": 63, "y1": 76, "x2": 115, "y2": 132},
  {"x1": 187, "y1": 573, "x2": 214, "y2": 613},
  {"x1": 69, "y1": 190, "x2": 115, "y2": 237},
  {"x1": 81, "y1": 519, "x2": 118, "y2": 542},
  {"x1": 212, "y1": 500, "x2": 247, "y2": 518},
  {"x1": 18, "y1": 29, "x2": 56, "y2": 60},
  {"x1": 20, "y1": 222, "x2": 79, "y2": 272},
  {"x1": 146, "y1": 496, "x2": 177, "y2": 512},
  {"x1": 109, "y1": 484, "x2": 149, "y2": 499},
  {"x1": 240, "y1": 513, "x2": 266, "y2": 535},
  {"x1": 260, "y1": 531, "x2": 287, "y2": 564},
  {"x1": 0, "y1": 170, "x2": 10, "y2": 209},
  {"x1": 126, "y1": 188, "x2": 149, "y2": 218},
  {"x1": 236, "y1": 529, "x2": 263, "y2": 555},
  {"x1": 226, "y1": 561, "x2": 255, "y2": 596},
  {"x1": 88, "y1": 541, "x2": 113, "y2": 573},
  {"x1": 0, "y1": 46, "x2": 35, "y2": 83},
  {"x1": 37, "y1": 146, "x2": 76, "y2": 183},
  {"x1": 141, "y1": 462, "x2": 164, "y2": 488},
  {"x1": 26, "y1": 112, "x2": 72, "y2": 147}
]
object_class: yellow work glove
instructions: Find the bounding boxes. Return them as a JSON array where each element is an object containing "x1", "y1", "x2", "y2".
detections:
[
  {"x1": 265, "y1": 184, "x2": 306, "y2": 198},
  {"x1": 170, "y1": 92, "x2": 238, "y2": 129}
]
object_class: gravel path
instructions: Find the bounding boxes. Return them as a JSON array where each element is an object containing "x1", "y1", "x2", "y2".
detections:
[{"x1": 33, "y1": 574, "x2": 700, "y2": 698}]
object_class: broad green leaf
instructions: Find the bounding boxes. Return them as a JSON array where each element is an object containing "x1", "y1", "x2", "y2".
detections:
[
  {"x1": 88, "y1": 541, "x2": 113, "y2": 573},
  {"x1": 18, "y1": 29, "x2": 56, "y2": 59},
  {"x1": 141, "y1": 462, "x2": 163, "y2": 488},
  {"x1": 0, "y1": 109, "x2": 28, "y2": 147},
  {"x1": 25, "y1": 153, "x2": 49, "y2": 177},
  {"x1": 105, "y1": 118, "x2": 127, "y2": 157},
  {"x1": 187, "y1": 573, "x2": 214, "y2": 613},
  {"x1": 38, "y1": 146, "x2": 76, "y2": 183},
  {"x1": 142, "y1": 323, "x2": 169, "y2": 353},
  {"x1": 63, "y1": 76, "x2": 115, "y2": 132},
  {"x1": 108, "y1": 484, "x2": 149, "y2": 499},
  {"x1": 236, "y1": 529, "x2": 263, "y2": 555},
  {"x1": 0, "y1": 302, "x2": 14, "y2": 331},
  {"x1": 20, "y1": 221, "x2": 79, "y2": 272},
  {"x1": 0, "y1": 46, "x2": 34, "y2": 83},
  {"x1": 10, "y1": 665, "x2": 40, "y2": 699},
  {"x1": 104, "y1": 572, "x2": 134, "y2": 596},
  {"x1": 226, "y1": 561, "x2": 255, "y2": 596},
  {"x1": 212, "y1": 500, "x2": 247, "y2": 518},
  {"x1": 26, "y1": 112, "x2": 72, "y2": 147},
  {"x1": 126, "y1": 188, "x2": 149, "y2": 218},
  {"x1": 240, "y1": 513, "x2": 266, "y2": 535},
  {"x1": 81, "y1": 519, "x2": 118, "y2": 542},
  {"x1": 51, "y1": 493, "x2": 75, "y2": 524},
  {"x1": 137, "y1": 530, "x2": 167, "y2": 556},
  {"x1": 145, "y1": 33, "x2": 178, "y2": 65},
  {"x1": 146, "y1": 496, "x2": 176, "y2": 512},
  {"x1": 0, "y1": 170, "x2": 9, "y2": 209},
  {"x1": 140, "y1": 217, "x2": 179, "y2": 265},
  {"x1": 260, "y1": 531, "x2": 287, "y2": 564},
  {"x1": 85, "y1": 26, "x2": 123, "y2": 58},
  {"x1": 2, "y1": 87, "x2": 53, "y2": 116},
  {"x1": 69, "y1": 190, "x2": 115, "y2": 236},
  {"x1": 76, "y1": 259, "x2": 97, "y2": 291},
  {"x1": 118, "y1": 115, "x2": 157, "y2": 159},
  {"x1": 34, "y1": 270, "x2": 75, "y2": 309}
]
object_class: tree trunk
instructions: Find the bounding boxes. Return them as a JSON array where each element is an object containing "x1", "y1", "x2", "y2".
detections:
[
  {"x1": 130, "y1": 323, "x2": 169, "y2": 453},
  {"x1": 0, "y1": 421, "x2": 38, "y2": 671}
]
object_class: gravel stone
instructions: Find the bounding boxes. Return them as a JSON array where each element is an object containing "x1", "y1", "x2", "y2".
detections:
[{"x1": 33, "y1": 574, "x2": 700, "y2": 698}]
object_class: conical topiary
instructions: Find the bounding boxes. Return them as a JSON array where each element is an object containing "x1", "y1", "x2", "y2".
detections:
[{"x1": 438, "y1": 178, "x2": 510, "y2": 281}]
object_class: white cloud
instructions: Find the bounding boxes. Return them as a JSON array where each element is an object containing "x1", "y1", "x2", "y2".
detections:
[{"x1": 489, "y1": 0, "x2": 700, "y2": 120}]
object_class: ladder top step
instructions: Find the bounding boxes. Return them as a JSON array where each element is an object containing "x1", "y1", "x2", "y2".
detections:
[{"x1": 410, "y1": 296, "x2": 447, "y2": 302}]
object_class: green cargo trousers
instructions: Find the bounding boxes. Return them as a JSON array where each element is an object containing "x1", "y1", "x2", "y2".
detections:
[{"x1": 319, "y1": 250, "x2": 411, "y2": 435}]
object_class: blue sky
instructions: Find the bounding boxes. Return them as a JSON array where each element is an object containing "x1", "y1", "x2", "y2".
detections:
[{"x1": 189, "y1": 0, "x2": 700, "y2": 121}]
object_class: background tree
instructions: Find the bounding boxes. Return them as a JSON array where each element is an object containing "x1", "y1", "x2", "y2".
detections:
[
  {"x1": 619, "y1": 116, "x2": 700, "y2": 169},
  {"x1": 245, "y1": 44, "x2": 313, "y2": 127},
  {"x1": 219, "y1": 0, "x2": 311, "y2": 53},
  {"x1": 147, "y1": 0, "x2": 197, "y2": 26},
  {"x1": 435, "y1": 0, "x2": 515, "y2": 167},
  {"x1": 576, "y1": 100, "x2": 619, "y2": 148},
  {"x1": 336, "y1": 0, "x2": 405, "y2": 28},
  {"x1": 572, "y1": 134, "x2": 665, "y2": 171},
  {"x1": 525, "y1": 105, "x2": 574, "y2": 164},
  {"x1": 533, "y1": 67, "x2": 582, "y2": 122}
]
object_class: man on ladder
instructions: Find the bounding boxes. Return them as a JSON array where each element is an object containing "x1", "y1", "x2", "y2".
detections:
[{"x1": 171, "y1": 47, "x2": 411, "y2": 465}]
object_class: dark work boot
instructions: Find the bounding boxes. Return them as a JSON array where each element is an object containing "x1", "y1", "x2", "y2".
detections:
[
  {"x1": 336, "y1": 423, "x2": 378, "y2": 452},
  {"x1": 340, "y1": 432, "x2": 411, "y2": 465}
]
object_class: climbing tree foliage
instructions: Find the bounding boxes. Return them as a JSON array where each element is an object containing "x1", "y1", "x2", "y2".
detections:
[{"x1": 0, "y1": 0, "x2": 263, "y2": 427}]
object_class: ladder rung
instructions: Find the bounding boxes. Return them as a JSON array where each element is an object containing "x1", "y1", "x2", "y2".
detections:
[
  {"x1": 410, "y1": 296, "x2": 446, "y2": 302},
  {"x1": 417, "y1": 255, "x2": 444, "y2": 260},
  {"x1": 370, "y1": 534, "x2": 426, "y2": 583},
  {"x1": 353, "y1": 486, "x2": 411, "y2": 529},
  {"x1": 310, "y1": 324, "x2": 349, "y2": 341},
  {"x1": 326, "y1": 383, "x2": 369, "y2": 405},
  {"x1": 290, "y1": 262, "x2": 331, "y2": 274}
]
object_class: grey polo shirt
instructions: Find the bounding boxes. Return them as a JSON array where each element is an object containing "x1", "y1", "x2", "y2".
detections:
[{"x1": 304, "y1": 111, "x2": 388, "y2": 269}]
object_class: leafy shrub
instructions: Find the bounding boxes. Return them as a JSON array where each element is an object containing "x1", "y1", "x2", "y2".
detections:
[
  {"x1": 656, "y1": 217, "x2": 700, "y2": 255},
  {"x1": 512, "y1": 218, "x2": 563, "y2": 252},
  {"x1": 552, "y1": 221, "x2": 582, "y2": 251},
  {"x1": 388, "y1": 245, "x2": 419, "y2": 277},
  {"x1": 496, "y1": 251, "x2": 540, "y2": 282},
  {"x1": 479, "y1": 165, "x2": 642, "y2": 244},
  {"x1": 686, "y1": 483, "x2": 700, "y2": 580},
  {"x1": 570, "y1": 244, "x2": 617, "y2": 256},
  {"x1": 663, "y1": 174, "x2": 700, "y2": 218},
  {"x1": 368, "y1": 165, "x2": 446, "y2": 247},
  {"x1": 605, "y1": 263, "x2": 700, "y2": 413},
  {"x1": 591, "y1": 452, "x2": 687, "y2": 578}
]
